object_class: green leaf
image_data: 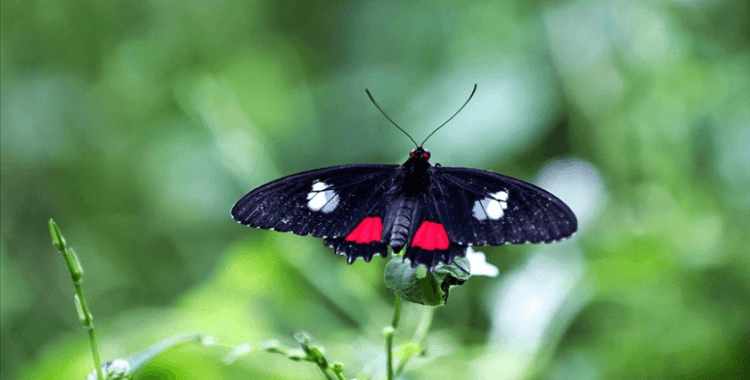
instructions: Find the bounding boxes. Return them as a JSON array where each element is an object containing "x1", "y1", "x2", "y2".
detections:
[
  {"x1": 126, "y1": 332, "x2": 211, "y2": 371},
  {"x1": 384, "y1": 257, "x2": 471, "y2": 306}
]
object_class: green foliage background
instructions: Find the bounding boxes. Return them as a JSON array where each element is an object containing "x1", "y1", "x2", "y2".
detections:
[{"x1": 2, "y1": 0, "x2": 749, "y2": 379}]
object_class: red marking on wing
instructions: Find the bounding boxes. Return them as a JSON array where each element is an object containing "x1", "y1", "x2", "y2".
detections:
[
  {"x1": 344, "y1": 216, "x2": 383, "y2": 244},
  {"x1": 411, "y1": 221, "x2": 450, "y2": 250}
]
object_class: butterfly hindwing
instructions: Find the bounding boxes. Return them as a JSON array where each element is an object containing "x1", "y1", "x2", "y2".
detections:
[
  {"x1": 427, "y1": 166, "x2": 577, "y2": 246},
  {"x1": 232, "y1": 164, "x2": 399, "y2": 240}
]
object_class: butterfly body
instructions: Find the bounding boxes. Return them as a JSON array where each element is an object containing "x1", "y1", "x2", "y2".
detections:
[{"x1": 232, "y1": 146, "x2": 577, "y2": 270}]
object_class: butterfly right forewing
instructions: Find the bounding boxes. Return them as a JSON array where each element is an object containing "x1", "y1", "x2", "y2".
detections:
[
  {"x1": 428, "y1": 166, "x2": 577, "y2": 246},
  {"x1": 232, "y1": 164, "x2": 399, "y2": 239}
]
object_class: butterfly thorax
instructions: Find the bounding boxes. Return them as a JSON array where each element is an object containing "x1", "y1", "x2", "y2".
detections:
[
  {"x1": 380, "y1": 147, "x2": 432, "y2": 252},
  {"x1": 402, "y1": 147, "x2": 431, "y2": 196}
]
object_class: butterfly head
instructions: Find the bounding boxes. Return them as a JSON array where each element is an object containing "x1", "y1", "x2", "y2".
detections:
[{"x1": 409, "y1": 147, "x2": 431, "y2": 162}]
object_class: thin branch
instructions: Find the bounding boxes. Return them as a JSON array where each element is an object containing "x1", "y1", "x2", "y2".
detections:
[{"x1": 49, "y1": 219, "x2": 104, "y2": 380}]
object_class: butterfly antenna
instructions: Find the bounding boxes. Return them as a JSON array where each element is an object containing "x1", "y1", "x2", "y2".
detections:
[
  {"x1": 420, "y1": 84, "x2": 477, "y2": 147},
  {"x1": 366, "y1": 89, "x2": 419, "y2": 148}
]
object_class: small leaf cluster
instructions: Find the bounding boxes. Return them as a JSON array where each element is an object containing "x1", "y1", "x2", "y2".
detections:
[
  {"x1": 261, "y1": 332, "x2": 349, "y2": 380},
  {"x1": 384, "y1": 257, "x2": 471, "y2": 306}
]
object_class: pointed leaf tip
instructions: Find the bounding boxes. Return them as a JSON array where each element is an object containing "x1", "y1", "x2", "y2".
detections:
[{"x1": 48, "y1": 219, "x2": 66, "y2": 251}]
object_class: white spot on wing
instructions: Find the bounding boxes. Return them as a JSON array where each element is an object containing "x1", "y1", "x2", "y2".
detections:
[
  {"x1": 472, "y1": 201, "x2": 488, "y2": 220},
  {"x1": 307, "y1": 181, "x2": 339, "y2": 213},
  {"x1": 473, "y1": 190, "x2": 509, "y2": 221},
  {"x1": 485, "y1": 199, "x2": 504, "y2": 219},
  {"x1": 492, "y1": 191, "x2": 509, "y2": 201},
  {"x1": 311, "y1": 181, "x2": 328, "y2": 191}
]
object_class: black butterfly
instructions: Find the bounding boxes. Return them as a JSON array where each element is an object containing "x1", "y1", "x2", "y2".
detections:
[{"x1": 231, "y1": 85, "x2": 577, "y2": 270}]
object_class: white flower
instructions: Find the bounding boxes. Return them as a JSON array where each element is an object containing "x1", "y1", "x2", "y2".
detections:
[{"x1": 466, "y1": 247, "x2": 499, "y2": 277}]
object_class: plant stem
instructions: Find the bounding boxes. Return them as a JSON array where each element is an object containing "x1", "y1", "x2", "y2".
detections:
[
  {"x1": 49, "y1": 219, "x2": 104, "y2": 380},
  {"x1": 413, "y1": 305, "x2": 435, "y2": 346},
  {"x1": 385, "y1": 295, "x2": 402, "y2": 380},
  {"x1": 331, "y1": 367, "x2": 346, "y2": 380},
  {"x1": 316, "y1": 366, "x2": 335, "y2": 380},
  {"x1": 78, "y1": 291, "x2": 104, "y2": 380},
  {"x1": 395, "y1": 306, "x2": 435, "y2": 376},
  {"x1": 385, "y1": 330, "x2": 394, "y2": 380},
  {"x1": 391, "y1": 296, "x2": 402, "y2": 328}
]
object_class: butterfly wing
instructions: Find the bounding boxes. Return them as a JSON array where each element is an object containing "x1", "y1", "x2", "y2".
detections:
[
  {"x1": 232, "y1": 163, "x2": 577, "y2": 269},
  {"x1": 232, "y1": 164, "x2": 400, "y2": 237},
  {"x1": 231, "y1": 164, "x2": 401, "y2": 262},
  {"x1": 426, "y1": 166, "x2": 577, "y2": 247}
]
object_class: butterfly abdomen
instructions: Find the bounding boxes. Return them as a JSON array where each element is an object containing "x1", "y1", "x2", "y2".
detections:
[{"x1": 383, "y1": 196, "x2": 420, "y2": 253}]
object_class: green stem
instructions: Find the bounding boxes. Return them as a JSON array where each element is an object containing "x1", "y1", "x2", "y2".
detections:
[
  {"x1": 49, "y1": 219, "x2": 104, "y2": 380},
  {"x1": 385, "y1": 295, "x2": 402, "y2": 380},
  {"x1": 395, "y1": 306, "x2": 435, "y2": 376},
  {"x1": 386, "y1": 330, "x2": 394, "y2": 380},
  {"x1": 414, "y1": 305, "x2": 435, "y2": 346},
  {"x1": 330, "y1": 362, "x2": 347, "y2": 380},
  {"x1": 78, "y1": 291, "x2": 104, "y2": 380},
  {"x1": 316, "y1": 367, "x2": 335, "y2": 380},
  {"x1": 331, "y1": 368, "x2": 346, "y2": 380},
  {"x1": 391, "y1": 296, "x2": 402, "y2": 328}
]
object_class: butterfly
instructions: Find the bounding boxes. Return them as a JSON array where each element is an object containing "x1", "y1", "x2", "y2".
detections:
[{"x1": 231, "y1": 85, "x2": 577, "y2": 270}]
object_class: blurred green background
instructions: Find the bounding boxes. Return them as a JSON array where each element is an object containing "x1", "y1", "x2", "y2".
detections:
[{"x1": 2, "y1": 0, "x2": 749, "y2": 379}]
